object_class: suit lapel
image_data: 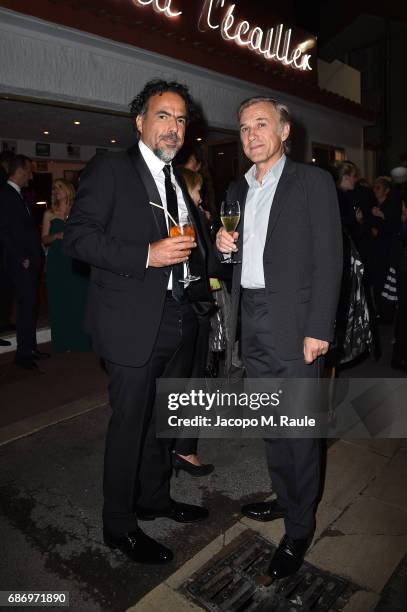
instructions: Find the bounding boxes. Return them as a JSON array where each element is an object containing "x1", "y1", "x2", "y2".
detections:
[
  {"x1": 265, "y1": 158, "x2": 296, "y2": 245},
  {"x1": 7, "y1": 184, "x2": 30, "y2": 217},
  {"x1": 127, "y1": 144, "x2": 167, "y2": 239}
]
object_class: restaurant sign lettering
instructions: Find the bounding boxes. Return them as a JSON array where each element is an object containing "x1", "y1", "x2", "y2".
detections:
[{"x1": 132, "y1": 0, "x2": 316, "y2": 72}]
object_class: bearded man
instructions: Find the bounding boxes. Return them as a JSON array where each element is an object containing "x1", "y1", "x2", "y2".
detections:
[{"x1": 65, "y1": 80, "x2": 213, "y2": 565}]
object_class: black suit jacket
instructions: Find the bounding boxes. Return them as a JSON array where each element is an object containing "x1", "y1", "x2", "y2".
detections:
[
  {"x1": 0, "y1": 183, "x2": 42, "y2": 274},
  {"x1": 64, "y1": 145, "x2": 214, "y2": 367},
  {"x1": 226, "y1": 158, "x2": 343, "y2": 364}
]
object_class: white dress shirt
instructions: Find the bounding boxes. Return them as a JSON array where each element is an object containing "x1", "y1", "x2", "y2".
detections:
[
  {"x1": 138, "y1": 140, "x2": 188, "y2": 287},
  {"x1": 7, "y1": 179, "x2": 22, "y2": 195},
  {"x1": 241, "y1": 154, "x2": 286, "y2": 289}
]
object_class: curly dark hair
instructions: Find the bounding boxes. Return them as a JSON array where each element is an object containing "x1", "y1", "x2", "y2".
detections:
[{"x1": 129, "y1": 79, "x2": 195, "y2": 124}]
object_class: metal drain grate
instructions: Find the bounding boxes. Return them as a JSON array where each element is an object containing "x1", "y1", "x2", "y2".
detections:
[{"x1": 182, "y1": 533, "x2": 351, "y2": 611}]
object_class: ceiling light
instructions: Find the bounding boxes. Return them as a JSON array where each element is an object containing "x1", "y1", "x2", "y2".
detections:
[
  {"x1": 74, "y1": 121, "x2": 81, "y2": 125},
  {"x1": 218, "y1": 152, "x2": 224, "y2": 156},
  {"x1": 196, "y1": 137, "x2": 202, "y2": 142},
  {"x1": 312, "y1": 158, "x2": 316, "y2": 163},
  {"x1": 35, "y1": 201, "x2": 47, "y2": 206},
  {"x1": 43, "y1": 131, "x2": 49, "y2": 135},
  {"x1": 110, "y1": 139, "x2": 117, "y2": 144}
]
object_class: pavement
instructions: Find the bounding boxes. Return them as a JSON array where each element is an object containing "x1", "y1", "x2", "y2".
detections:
[{"x1": 0, "y1": 324, "x2": 406, "y2": 611}]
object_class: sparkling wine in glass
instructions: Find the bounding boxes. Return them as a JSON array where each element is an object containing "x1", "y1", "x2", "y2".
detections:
[
  {"x1": 169, "y1": 213, "x2": 200, "y2": 284},
  {"x1": 220, "y1": 200, "x2": 241, "y2": 264}
]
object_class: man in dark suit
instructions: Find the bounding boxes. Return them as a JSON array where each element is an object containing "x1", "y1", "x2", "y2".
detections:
[
  {"x1": 0, "y1": 151, "x2": 16, "y2": 346},
  {"x1": 217, "y1": 96, "x2": 342, "y2": 579},
  {"x1": 64, "y1": 80, "x2": 213, "y2": 565},
  {"x1": 0, "y1": 155, "x2": 47, "y2": 367}
]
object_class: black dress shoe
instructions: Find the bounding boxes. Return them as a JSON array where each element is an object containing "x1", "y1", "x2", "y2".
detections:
[
  {"x1": 268, "y1": 534, "x2": 311, "y2": 579},
  {"x1": 103, "y1": 527, "x2": 173, "y2": 564},
  {"x1": 137, "y1": 500, "x2": 209, "y2": 523},
  {"x1": 0, "y1": 338, "x2": 11, "y2": 347},
  {"x1": 241, "y1": 500, "x2": 285, "y2": 522},
  {"x1": 172, "y1": 452, "x2": 214, "y2": 477},
  {"x1": 15, "y1": 356, "x2": 38, "y2": 370},
  {"x1": 32, "y1": 349, "x2": 51, "y2": 360}
]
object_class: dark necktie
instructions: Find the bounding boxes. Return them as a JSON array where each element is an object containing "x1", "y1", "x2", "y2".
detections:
[{"x1": 163, "y1": 165, "x2": 184, "y2": 302}]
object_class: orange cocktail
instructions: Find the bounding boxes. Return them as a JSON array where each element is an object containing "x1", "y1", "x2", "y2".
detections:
[
  {"x1": 170, "y1": 223, "x2": 195, "y2": 239},
  {"x1": 169, "y1": 215, "x2": 200, "y2": 284}
]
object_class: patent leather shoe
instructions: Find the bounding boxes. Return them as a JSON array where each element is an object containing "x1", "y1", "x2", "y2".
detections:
[
  {"x1": 0, "y1": 338, "x2": 11, "y2": 347},
  {"x1": 32, "y1": 349, "x2": 51, "y2": 360},
  {"x1": 103, "y1": 527, "x2": 173, "y2": 564},
  {"x1": 241, "y1": 500, "x2": 285, "y2": 522},
  {"x1": 172, "y1": 452, "x2": 214, "y2": 477},
  {"x1": 268, "y1": 533, "x2": 311, "y2": 579},
  {"x1": 137, "y1": 500, "x2": 209, "y2": 523}
]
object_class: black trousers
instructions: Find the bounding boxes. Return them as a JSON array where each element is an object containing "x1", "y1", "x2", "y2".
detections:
[
  {"x1": 8, "y1": 265, "x2": 39, "y2": 358},
  {"x1": 103, "y1": 295, "x2": 198, "y2": 535},
  {"x1": 241, "y1": 289, "x2": 322, "y2": 540},
  {"x1": 0, "y1": 266, "x2": 14, "y2": 331},
  {"x1": 173, "y1": 313, "x2": 210, "y2": 456}
]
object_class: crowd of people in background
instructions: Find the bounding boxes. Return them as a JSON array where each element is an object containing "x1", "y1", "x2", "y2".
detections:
[
  {"x1": 331, "y1": 158, "x2": 407, "y2": 372},
  {"x1": 0, "y1": 147, "x2": 406, "y2": 376},
  {"x1": 0, "y1": 151, "x2": 90, "y2": 364}
]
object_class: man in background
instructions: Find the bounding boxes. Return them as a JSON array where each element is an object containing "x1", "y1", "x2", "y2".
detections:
[
  {"x1": 0, "y1": 155, "x2": 48, "y2": 367},
  {"x1": 0, "y1": 151, "x2": 16, "y2": 346}
]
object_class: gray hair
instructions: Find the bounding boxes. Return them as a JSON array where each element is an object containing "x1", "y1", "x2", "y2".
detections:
[{"x1": 238, "y1": 96, "x2": 291, "y2": 153}]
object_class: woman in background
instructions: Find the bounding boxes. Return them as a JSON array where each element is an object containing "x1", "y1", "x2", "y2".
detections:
[
  {"x1": 371, "y1": 176, "x2": 402, "y2": 321},
  {"x1": 172, "y1": 167, "x2": 215, "y2": 477},
  {"x1": 325, "y1": 164, "x2": 374, "y2": 377},
  {"x1": 42, "y1": 179, "x2": 90, "y2": 352}
]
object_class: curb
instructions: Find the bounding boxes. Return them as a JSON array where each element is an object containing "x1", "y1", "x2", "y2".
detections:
[{"x1": 0, "y1": 392, "x2": 108, "y2": 446}]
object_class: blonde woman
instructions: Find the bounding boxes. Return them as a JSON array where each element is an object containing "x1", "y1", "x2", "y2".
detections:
[{"x1": 42, "y1": 179, "x2": 90, "y2": 352}]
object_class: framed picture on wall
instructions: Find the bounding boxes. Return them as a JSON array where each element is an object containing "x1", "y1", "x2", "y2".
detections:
[
  {"x1": 36, "y1": 142, "x2": 50, "y2": 157},
  {"x1": 64, "y1": 170, "x2": 80, "y2": 185},
  {"x1": 36, "y1": 161, "x2": 49, "y2": 172},
  {"x1": 2, "y1": 140, "x2": 17, "y2": 153}
]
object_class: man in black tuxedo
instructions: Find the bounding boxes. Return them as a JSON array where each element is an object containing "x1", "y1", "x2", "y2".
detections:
[
  {"x1": 64, "y1": 80, "x2": 213, "y2": 565},
  {"x1": 217, "y1": 96, "x2": 342, "y2": 579},
  {"x1": 0, "y1": 151, "x2": 16, "y2": 346},
  {"x1": 0, "y1": 155, "x2": 48, "y2": 367}
]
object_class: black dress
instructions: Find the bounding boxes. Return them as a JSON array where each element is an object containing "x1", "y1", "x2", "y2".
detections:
[
  {"x1": 46, "y1": 218, "x2": 91, "y2": 352},
  {"x1": 370, "y1": 193, "x2": 402, "y2": 311}
]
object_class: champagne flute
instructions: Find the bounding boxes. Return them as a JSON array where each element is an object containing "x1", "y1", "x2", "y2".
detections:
[
  {"x1": 220, "y1": 200, "x2": 241, "y2": 264},
  {"x1": 169, "y1": 213, "x2": 200, "y2": 284}
]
